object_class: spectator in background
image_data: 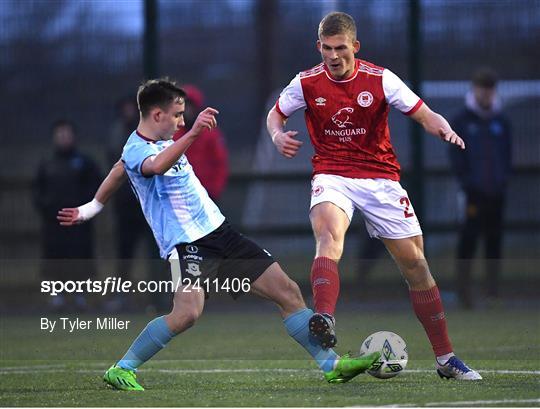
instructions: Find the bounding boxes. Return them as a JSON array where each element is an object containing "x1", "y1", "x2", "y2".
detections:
[
  {"x1": 33, "y1": 120, "x2": 101, "y2": 311},
  {"x1": 173, "y1": 85, "x2": 229, "y2": 203},
  {"x1": 449, "y1": 67, "x2": 512, "y2": 309},
  {"x1": 108, "y1": 96, "x2": 140, "y2": 163},
  {"x1": 107, "y1": 96, "x2": 161, "y2": 312}
]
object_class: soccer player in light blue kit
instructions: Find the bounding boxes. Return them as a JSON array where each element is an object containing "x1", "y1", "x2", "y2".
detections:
[{"x1": 58, "y1": 78, "x2": 379, "y2": 390}]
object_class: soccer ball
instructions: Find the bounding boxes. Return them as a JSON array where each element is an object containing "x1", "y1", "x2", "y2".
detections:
[{"x1": 360, "y1": 331, "x2": 408, "y2": 379}]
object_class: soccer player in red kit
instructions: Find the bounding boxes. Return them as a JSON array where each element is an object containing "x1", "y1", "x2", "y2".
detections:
[{"x1": 266, "y1": 11, "x2": 481, "y2": 380}]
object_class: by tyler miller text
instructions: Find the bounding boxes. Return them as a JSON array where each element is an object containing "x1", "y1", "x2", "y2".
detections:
[{"x1": 41, "y1": 317, "x2": 130, "y2": 333}]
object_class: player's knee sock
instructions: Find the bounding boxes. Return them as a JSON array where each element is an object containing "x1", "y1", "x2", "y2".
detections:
[
  {"x1": 409, "y1": 286, "x2": 453, "y2": 356},
  {"x1": 117, "y1": 316, "x2": 175, "y2": 370},
  {"x1": 310, "y1": 257, "x2": 339, "y2": 316},
  {"x1": 284, "y1": 308, "x2": 338, "y2": 372}
]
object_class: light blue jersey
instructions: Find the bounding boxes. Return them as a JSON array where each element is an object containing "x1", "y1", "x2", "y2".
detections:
[{"x1": 122, "y1": 131, "x2": 225, "y2": 259}]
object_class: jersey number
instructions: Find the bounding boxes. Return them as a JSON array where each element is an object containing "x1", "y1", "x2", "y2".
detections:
[{"x1": 400, "y1": 197, "x2": 415, "y2": 218}]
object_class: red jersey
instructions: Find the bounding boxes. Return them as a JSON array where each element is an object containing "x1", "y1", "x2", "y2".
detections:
[
  {"x1": 276, "y1": 59, "x2": 423, "y2": 180},
  {"x1": 173, "y1": 127, "x2": 229, "y2": 200}
]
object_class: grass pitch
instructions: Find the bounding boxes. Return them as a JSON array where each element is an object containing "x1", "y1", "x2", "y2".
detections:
[{"x1": 1, "y1": 304, "x2": 539, "y2": 407}]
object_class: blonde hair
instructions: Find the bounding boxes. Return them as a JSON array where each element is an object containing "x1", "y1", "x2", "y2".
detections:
[{"x1": 318, "y1": 12, "x2": 357, "y2": 41}]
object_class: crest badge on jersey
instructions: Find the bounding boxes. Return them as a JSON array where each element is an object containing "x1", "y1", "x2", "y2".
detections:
[
  {"x1": 357, "y1": 91, "x2": 374, "y2": 107},
  {"x1": 312, "y1": 185, "x2": 324, "y2": 197}
]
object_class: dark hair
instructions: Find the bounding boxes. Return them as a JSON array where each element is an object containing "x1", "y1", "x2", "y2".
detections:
[
  {"x1": 318, "y1": 11, "x2": 357, "y2": 40},
  {"x1": 51, "y1": 119, "x2": 76, "y2": 135},
  {"x1": 472, "y1": 67, "x2": 498, "y2": 88},
  {"x1": 137, "y1": 78, "x2": 186, "y2": 118}
]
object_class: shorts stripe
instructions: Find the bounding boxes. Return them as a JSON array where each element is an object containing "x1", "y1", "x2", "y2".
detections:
[{"x1": 168, "y1": 248, "x2": 182, "y2": 284}]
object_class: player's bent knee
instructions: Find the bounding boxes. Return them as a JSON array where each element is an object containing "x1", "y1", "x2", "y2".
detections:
[
  {"x1": 316, "y1": 231, "x2": 344, "y2": 259},
  {"x1": 317, "y1": 229, "x2": 343, "y2": 246}
]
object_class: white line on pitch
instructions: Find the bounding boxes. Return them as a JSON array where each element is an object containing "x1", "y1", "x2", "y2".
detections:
[
  {"x1": 406, "y1": 368, "x2": 540, "y2": 375},
  {"x1": 426, "y1": 398, "x2": 540, "y2": 406},
  {"x1": 1, "y1": 366, "x2": 540, "y2": 376},
  {"x1": 367, "y1": 398, "x2": 540, "y2": 407}
]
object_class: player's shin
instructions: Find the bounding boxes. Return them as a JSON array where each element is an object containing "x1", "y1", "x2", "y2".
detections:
[
  {"x1": 117, "y1": 316, "x2": 175, "y2": 370},
  {"x1": 283, "y1": 308, "x2": 338, "y2": 372},
  {"x1": 310, "y1": 257, "x2": 340, "y2": 315},
  {"x1": 409, "y1": 285, "x2": 453, "y2": 357}
]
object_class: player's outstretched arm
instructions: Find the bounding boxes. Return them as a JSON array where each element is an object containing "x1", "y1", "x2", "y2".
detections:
[
  {"x1": 410, "y1": 103, "x2": 465, "y2": 150},
  {"x1": 95, "y1": 160, "x2": 127, "y2": 203},
  {"x1": 142, "y1": 107, "x2": 219, "y2": 176},
  {"x1": 57, "y1": 160, "x2": 127, "y2": 226},
  {"x1": 266, "y1": 106, "x2": 303, "y2": 158}
]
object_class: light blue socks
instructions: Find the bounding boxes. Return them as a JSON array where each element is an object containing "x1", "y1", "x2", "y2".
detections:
[
  {"x1": 284, "y1": 308, "x2": 338, "y2": 372},
  {"x1": 117, "y1": 316, "x2": 175, "y2": 370},
  {"x1": 117, "y1": 309, "x2": 338, "y2": 373}
]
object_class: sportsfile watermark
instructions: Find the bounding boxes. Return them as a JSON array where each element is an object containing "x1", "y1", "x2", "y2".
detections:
[{"x1": 41, "y1": 277, "x2": 251, "y2": 296}]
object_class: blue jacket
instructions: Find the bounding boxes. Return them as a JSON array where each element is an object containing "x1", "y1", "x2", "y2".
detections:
[{"x1": 449, "y1": 100, "x2": 512, "y2": 196}]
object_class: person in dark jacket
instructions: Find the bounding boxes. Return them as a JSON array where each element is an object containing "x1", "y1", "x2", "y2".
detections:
[
  {"x1": 33, "y1": 120, "x2": 101, "y2": 310},
  {"x1": 449, "y1": 68, "x2": 512, "y2": 309}
]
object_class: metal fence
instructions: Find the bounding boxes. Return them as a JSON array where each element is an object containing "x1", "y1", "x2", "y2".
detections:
[{"x1": 0, "y1": 1, "x2": 538, "y2": 286}]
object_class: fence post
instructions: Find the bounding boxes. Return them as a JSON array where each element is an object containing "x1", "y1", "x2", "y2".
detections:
[
  {"x1": 408, "y1": 0, "x2": 424, "y2": 221},
  {"x1": 143, "y1": 0, "x2": 159, "y2": 79}
]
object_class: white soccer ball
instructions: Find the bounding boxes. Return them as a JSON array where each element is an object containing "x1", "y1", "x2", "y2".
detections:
[{"x1": 360, "y1": 331, "x2": 408, "y2": 379}]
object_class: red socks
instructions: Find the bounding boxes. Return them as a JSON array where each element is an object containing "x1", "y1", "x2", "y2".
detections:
[
  {"x1": 311, "y1": 258, "x2": 452, "y2": 357},
  {"x1": 310, "y1": 257, "x2": 340, "y2": 315},
  {"x1": 409, "y1": 286, "x2": 453, "y2": 356}
]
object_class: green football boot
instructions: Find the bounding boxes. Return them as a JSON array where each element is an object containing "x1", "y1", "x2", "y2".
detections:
[
  {"x1": 324, "y1": 352, "x2": 381, "y2": 384},
  {"x1": 103, "y1": 365, "x2": 144, "y2": 391}
]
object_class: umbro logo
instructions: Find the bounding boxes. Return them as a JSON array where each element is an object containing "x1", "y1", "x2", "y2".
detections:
[
  {"x1": 313, "y1": 278, "x2": 330, "y2": 286},
  {"x1": 382, "y1": 339, "x2": 396, "y2": 361},
  {"x1": 315, "y1": 97, "x2": 326, "y2": 106}
]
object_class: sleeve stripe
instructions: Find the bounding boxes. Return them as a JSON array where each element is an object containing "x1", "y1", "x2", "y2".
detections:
[
  {"x1": 275, "y1": 100, "x2": 289, "y2": 119},
  {"x1": 405, "y1": 99, "x2": 424, "y2": 116}
]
